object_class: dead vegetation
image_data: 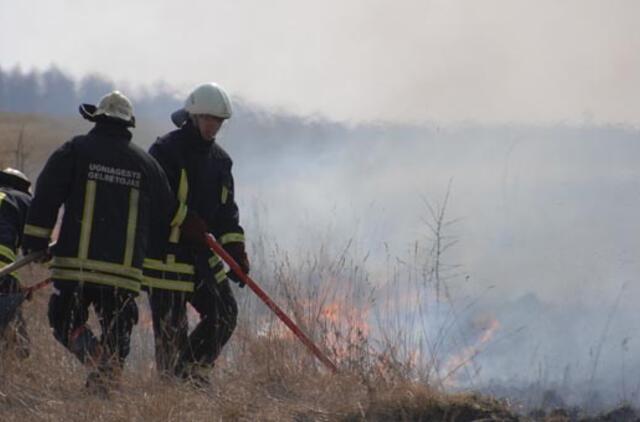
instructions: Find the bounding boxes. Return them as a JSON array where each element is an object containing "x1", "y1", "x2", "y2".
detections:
[
  {"x1": 0, "y1": 234, "x2": 525, "y2": 422},
  {"x1": 0, "y1": 285, "x2": 521, "y2": 422}
]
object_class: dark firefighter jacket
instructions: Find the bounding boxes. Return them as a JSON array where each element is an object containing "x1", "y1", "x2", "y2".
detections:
[
  {"x1": 22, "y1": 122, "x2": 183, "y2": 294},
  {"x1": 0, "y1": 185, "x2": 31, "y2": 280},
  {"x1": 143, "y1": 121, "x2": 245, "y2": 292}
]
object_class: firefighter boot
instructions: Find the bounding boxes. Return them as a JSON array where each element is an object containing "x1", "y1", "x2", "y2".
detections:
[{"x1": 176, "y1": 362, "x2": 212, "y2": 390}]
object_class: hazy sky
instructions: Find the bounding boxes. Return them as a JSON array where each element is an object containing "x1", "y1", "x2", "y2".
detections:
[{"x1": 2, "y1": 0, "x2": 640, "y2": 124}]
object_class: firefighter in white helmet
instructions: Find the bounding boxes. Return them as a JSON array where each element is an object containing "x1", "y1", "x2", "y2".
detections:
[{"x1": 144, "y1": 82, "x2": 248, "y2": 386}]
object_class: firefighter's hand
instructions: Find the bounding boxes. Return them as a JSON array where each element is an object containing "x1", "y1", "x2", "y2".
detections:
[
  {"x1": 224, "y1": 242, "x2": 249, "y2": 288},
  {"x1": 21, "y1": 237, "x2": 51, "y2": 263},
  {"x1": 181, "y1": 212, "x2": 208, "y2": 251}
]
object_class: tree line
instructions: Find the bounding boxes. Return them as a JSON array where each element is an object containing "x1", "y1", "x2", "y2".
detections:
[
  {"x1": 0, "y1": 65, "x2": 180, "y2": 118},
  {"x1": 0, "y1": 65, "x2": 358, "y2": 159}
]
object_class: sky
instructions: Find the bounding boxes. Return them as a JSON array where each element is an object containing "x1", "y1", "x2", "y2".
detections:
[{"x1": 2, "y1": 0, "x2": 640, "y2": 125}]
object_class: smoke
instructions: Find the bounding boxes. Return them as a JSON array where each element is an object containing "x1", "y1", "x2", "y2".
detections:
[
  {"x1": 215, "y1": 117, "x2": 640, "y2": 409},
  {"x1": 222, "y1": 121, "x2": 639, "y2": 302}
]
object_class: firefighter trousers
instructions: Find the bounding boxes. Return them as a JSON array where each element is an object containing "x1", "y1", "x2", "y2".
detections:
[
  {"x1": 48, "y1": 282, "x2": 138, "y2": 372},
  {"x1": 148, "y1": 277, "x2": 238, "y2": 378}
]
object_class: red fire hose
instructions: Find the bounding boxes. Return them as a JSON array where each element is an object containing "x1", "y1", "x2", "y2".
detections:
[{"x1": 205, "y1": 234, "x2": 338, "y2": 373}]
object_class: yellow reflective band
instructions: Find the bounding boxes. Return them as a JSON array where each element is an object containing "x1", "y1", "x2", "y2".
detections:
[
  {"x1": 24, "y1": 224, "x2": 52, "y2": 239},
  {"x1": 52, "y1": 257, "x2": 143, "y2": 280},
  {"x1": 177, "y1": 169, "x2": 188, "y2": 203},
  {"x1": 0, "y1": 244, "x2": 16, "y2": 263},
  {"x1": 51, "y1": 268, "x2": 140, "y2": 292},
  {"x1": 219, "y1": 233, "x2": 245, "y2": 245},
  {"x1": 142, "y1": 276, "x2": 194, "y2": 292},
  {"x1": 169, "y1": 226, "x2": 180, "y2": 244},
  {"x1": 168, "y1": 169, "x2": 189, "y2": 243},
  {"x1": 221, "y1": 186, "x2": 229, "y2": 204},
  {"x1": 143, "y1": 258, "x2": 194, "y2": 275},
  {"x1": 0, "y1": 192, "x2": 5, "y2": 203},
  {"x1": 78, "y1": 180, "x2": 96, "y2": 259},
  {"x1": 123, "y1": 188, "x2": 139, "y2": 267},
  {"x1": 170, "y1": 202, "x2": 187, "y2": 227},
  {"x1": 214, "y1": 268, "x2": 228, "y2": 284},
  {"x1": 208, "y1": 254, "x2": 221, "y2": 268},
  {"x1": 0, "y1": 244, "x2": 18, "y2": 278}
]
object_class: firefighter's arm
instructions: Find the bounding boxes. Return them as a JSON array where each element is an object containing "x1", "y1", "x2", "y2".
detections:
[
  {"x1": 22, "y1": 141, "x2": 74, "y2": 255},
  {"x1": 148, "y1": 142, "x2": 189, "y2": 228},
  {"x1": 148, "y1": 153, "x2": 207, "y2": 251}
]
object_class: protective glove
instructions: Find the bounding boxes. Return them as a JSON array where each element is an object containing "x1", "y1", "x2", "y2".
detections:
[
  {"x1": 223, "y1": 242, "x2": 249, "y2": 288},
  {"x1": 180, "y1": 212, "x2": 208, "y2": 251},
  {"x1": 21, "y1": 236, "x2": 51, "y2": 263}
]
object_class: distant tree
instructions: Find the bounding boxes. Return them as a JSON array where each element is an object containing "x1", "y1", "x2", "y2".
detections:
[
  {"x1": 133, "y1": 82, "x2": 181, "y2": 119},
  {"x1": 77, "y1": 74, "x2": 115, "y2": 104},
  {"x1": 40, "y1": 65, "x2": 77, "y2": 115},
  {"x1": 5, "y1": 66, "x2": 40, "y2": 113}
]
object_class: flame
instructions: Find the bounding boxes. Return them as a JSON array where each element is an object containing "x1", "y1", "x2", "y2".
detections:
[
  {"x1": 441, "y1": 316, "x2": 500, "y2": 387},
  {"x1": 321, "y1": 298, "x2": 371, "y2": 363},
  {"x1": 254, "y1": 288, "x2": 372, "y2": 365}
]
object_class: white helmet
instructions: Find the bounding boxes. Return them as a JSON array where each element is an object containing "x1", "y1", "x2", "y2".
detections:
[
  {"x1": 94, "y1": 91, "x2": 135, "y2": 126},
  {"x1": 2, "y1": 168, "x2": 29, "y2": 183},
  {"x1": 0, "y1": 167, "x2": 31, "y2": 193},
  {"x1": 183, "y1": 83, "x2": 232, "y2": 119}
]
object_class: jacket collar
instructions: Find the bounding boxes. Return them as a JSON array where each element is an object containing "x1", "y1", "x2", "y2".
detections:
[{"x1": 90, "y1": 122, "x2": 133, "y2": 142}]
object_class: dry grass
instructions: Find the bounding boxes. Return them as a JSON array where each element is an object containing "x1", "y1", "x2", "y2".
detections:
[
  {"x1": 0, "y1": 113, "x2": 77, "y2": 176},
  {"x1": 0, "y1": 256, "x2": 520, "y2": 422}
]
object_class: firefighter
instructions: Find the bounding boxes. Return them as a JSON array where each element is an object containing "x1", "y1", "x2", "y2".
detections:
[
  {"x1": 144, "y1": 82, "x2": 249, "y2": 386},
  {"x1": 21, "y1": 91, "x2": 203, "y2": 395},
  {"x1": 0, "y1": 168, "x2": 32, "y2": 357}
]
